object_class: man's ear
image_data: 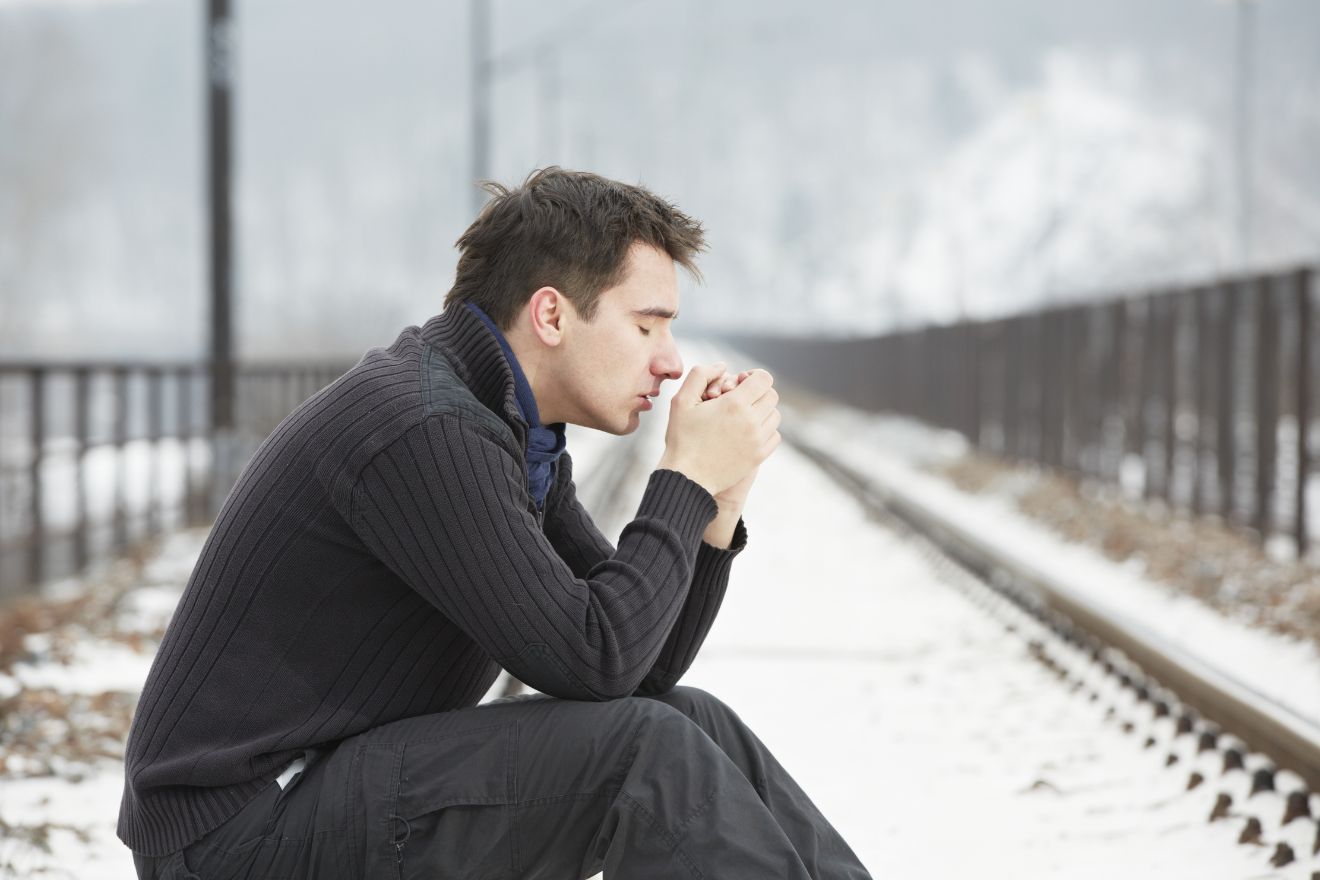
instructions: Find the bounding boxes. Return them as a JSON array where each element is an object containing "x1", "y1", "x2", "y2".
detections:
[{"x1": 526, "y1": 287, "x2": 568, "y2": 347}]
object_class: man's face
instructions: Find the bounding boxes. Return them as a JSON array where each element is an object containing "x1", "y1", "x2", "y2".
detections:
[{"x1": 556, "y1": 243, "x2": 683, "y2": 435}]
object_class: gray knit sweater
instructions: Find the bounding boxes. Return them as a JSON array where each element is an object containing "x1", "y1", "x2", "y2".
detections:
[{"x1": 117, "y1": 304, "x2": 745, "y2": 855}]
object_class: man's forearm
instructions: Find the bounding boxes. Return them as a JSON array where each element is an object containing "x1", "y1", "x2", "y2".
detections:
[
  {"x1": 634, "y1": 515, "x2": 745, "y2": 696},
  {"x1": 702, "y1": 504, "x2": 742, "y2": 549}
]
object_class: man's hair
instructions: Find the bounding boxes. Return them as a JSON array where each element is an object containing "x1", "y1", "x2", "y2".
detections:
[{"x1": 443, "y1": 167, "x2": 706, "y2": 329}]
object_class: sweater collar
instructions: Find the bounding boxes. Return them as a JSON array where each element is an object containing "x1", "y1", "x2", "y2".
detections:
[
  {"x1": 462, "y1": 303, "x2": 547, "y2": 430},
  {"x1": 418, "y1": 303, "x2": 569, "y2": 450},
  {"x1": 420, "y1": 303, "x2": 524, "y2": 434}
]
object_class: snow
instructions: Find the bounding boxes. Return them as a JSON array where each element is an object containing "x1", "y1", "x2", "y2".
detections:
[
  {"x1": 0, "y1": 773, "x2": 134, "y2": 880},
  {"x1": 663, "y1": 405, "x2": 1289, "y2": 877},
  {"x1": 9, "y1": 639, "x2": 151, "y2": 695},
  {"x1": 788, "y1": 402, "x2": 1320, "y2": 730}
]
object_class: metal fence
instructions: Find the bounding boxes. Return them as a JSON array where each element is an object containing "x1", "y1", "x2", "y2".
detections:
[
  {"x1": 0, "y1": 360, "x2": 348, "y2": 600},
  {"x1": 728, "y1": 264, "x2": 1317, "y2": 559}
]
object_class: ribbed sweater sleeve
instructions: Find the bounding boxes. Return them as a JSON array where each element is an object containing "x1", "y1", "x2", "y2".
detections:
[
  {"x1": 542, "y1": 452, "x2": 747, "y2": 696},
  {"x1": 634, "y1": 518, "x2": 746, "y2": 695},
  {"x1": 350, "y1": 413, "x2": 720, "y2": 701},
  {"x1": 539, "y1": 453, "x2": 614, "y2": 580}
]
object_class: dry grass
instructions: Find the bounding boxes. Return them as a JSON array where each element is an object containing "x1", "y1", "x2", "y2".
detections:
[
  {"x1": 0, "y1": 541, "x2": 172, "y2": 875},
  {"x1": 0, "y1": 539, "x2": 167, "y2": 777},
  {"x1": 932, "y1": 450, "x2": 1320, "y2": 649}
]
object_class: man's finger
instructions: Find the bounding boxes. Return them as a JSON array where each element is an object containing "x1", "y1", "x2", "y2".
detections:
[
  {"x1": 725, "y1": 369, "x2": 773, "y2": 402},
  {"x1": 711, "y1": 375, "x2": 736, "y2": 398},
  {"x1": 701, "y1": 369, "x2": 734, "y2": 400},
  {"x1": 676, "y1": 362, "x2": 727, "y2": 403},
  {"x1": 747, "y1": 384, "x2": 780, "y2": 415}
]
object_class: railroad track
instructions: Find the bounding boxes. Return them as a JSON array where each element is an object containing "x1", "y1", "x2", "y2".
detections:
[{"x1": 784, "y1": 424, "x2": 1320, "y2": 876}]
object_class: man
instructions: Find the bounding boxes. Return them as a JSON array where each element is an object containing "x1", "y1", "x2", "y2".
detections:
[{"x1": 120, "y1": 168, "x2": 872, "y2": 878}]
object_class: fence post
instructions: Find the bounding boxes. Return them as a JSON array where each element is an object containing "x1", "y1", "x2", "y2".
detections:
[
  {"x1": 992, "y1": 321, "x2": 1005, "y2": 454},
  {"x1": 923, "y1": 328, "x2": 936, "y2": 427},
  {"x1": 884, "y1": 338, "x2": 897, "y2": 412},
  {"x1": 114, "y1": 366, "x2": 130, "y2": 551},
  {"x1": 1193, "y1": 289, "x2": 1211, "y2": 515},
  {"x1": 178, "y1": 367, "x2": 190, "y2": 526},
  {"x1": 1163, "y1": 294, "x2": 1179, "y2": 508},
  {"x1": 1060, "y1": 309, "x2": 1075, "y2": 472},
  {"x1": 1050, "y1": 310, "x2": 1064, "y2": 468},
  {"x1": 1297, "y1": 268, "x2": 1312, "y2": 557},
  {"x1": 1059, "y1": 309, "x2": 1071, "y2": 471},
  {"x1": 1004, "y1": 319, "x2": 1019, "y2": 460},
  {"x1": 1075, "y1": 306, "x2": 1093, "y2": 477},
  {"x1": 74, "y1": 367, "x2": 90, "y2": 573},
  {"x1": 147, "y1": 367, "x2": 163, "y2": 536},
  {"x1": 1218, "y1": 283, "x2": 1238, "y2": 524},
  {"x1": 1139, "y1": 295, "x2": 1157, "y2": 499},
  {"x1": 27, "y1": 367, "x2": 46, "y2": 589},
  {"x1": 958, "y1": 326, "x2": 965, "y2": 436},
  {"x1": 969, "y1": 322, "x2": 982, "y2": 448},
  {"x1": 1255, "y1": 274, "x2": 1279, "y2": 540},
  {"x1": 1036, "y1": 311, "x2": 1049, "y2": 464},
  {"x1": 1109, "y1": 299, "x2": 1127, "y2": 483}
]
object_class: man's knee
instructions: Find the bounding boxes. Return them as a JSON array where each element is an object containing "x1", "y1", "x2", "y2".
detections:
[
  {"x1": 643, "y1": 685, "x2": 735, "y2": 723},
  {"x1": 623, "y1": 691, "x2": 700, "y2": 727},
  {"x1": 551, "y1": 691, "x2": 696, "y2": 741},
  {"x1": 579, "y1": 695, "x2": 720, "y2": 765}
]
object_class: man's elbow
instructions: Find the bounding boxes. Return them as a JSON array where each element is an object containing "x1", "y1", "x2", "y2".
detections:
[
  {"x1": 504, "y1": 643, "x2": 644, "y2": 702},
  {"x1": 631, "y1": 670, "x2": 678, "y2": 697}
]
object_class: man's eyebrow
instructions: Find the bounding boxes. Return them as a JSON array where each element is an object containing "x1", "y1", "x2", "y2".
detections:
[{"x1": 631, "y1": 307, "x2": 679, "y2": 320}]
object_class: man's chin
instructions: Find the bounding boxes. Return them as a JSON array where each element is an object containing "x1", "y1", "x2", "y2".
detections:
[
  {"x1": 612, "y1": 414, "x2": 642, "y2": 436},
  {"x1": 613, "y1": 409, "x2": 644, "y2": 435},
  {"x1": 573, "y1": 412, "x2": 639, "y2": 436}
]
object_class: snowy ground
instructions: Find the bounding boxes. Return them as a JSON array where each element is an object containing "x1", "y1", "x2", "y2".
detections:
[
  {"x1": 680, "y1": 445, "x2": 1292, "y2": 877},
  {"x1": 0, "y1": 528, "x2": 208, "y2": 878},
  {"x1": 2, "y1": 343, "x2": 1317, "y2": 877},
  {"x1": 781, "y1": 400, "x2": 1320, "y2": 736}
]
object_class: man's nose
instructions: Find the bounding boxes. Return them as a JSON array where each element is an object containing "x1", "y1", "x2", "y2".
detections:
[{"x1": 653, "y1": 341, "x2": 683, "y2": 381}]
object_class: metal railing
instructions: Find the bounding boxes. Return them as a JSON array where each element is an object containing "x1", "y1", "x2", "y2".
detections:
[
  {"x1": 0, "y1": 360, "x2": 348, "y2": 600},
  {"x1": 727, "y1": 264, "x2": 1317, "y2": 558}
]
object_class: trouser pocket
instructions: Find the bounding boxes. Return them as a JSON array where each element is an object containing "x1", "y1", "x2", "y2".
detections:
[
  {"x1": 170, "y1": 783, "x2": 281, "y2": 879},
  {"x1": 356, "y1": 723, "x2": 517, "y2": 880}
]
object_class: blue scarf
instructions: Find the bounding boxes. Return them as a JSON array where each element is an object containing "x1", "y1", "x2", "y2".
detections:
[{"x1": 465, "y1": 303, "x2": 567, "y2": 509}]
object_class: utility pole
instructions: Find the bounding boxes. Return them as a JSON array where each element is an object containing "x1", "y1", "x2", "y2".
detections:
[
  {"x1": 471, "y1": 0, "x2": 491, "y2": 215},
  {"x1": 539, "y1": 52, "x2": 560, "y2": 163},
  {"x1": 472, "y1": 1, "x2": 630, "y2": 197},
  {"x1": 1233, "y1": 0, "x2": 1256, "y2": 270},
  {"x1": 206, "y1": 0, "x2": 236, "y2": 514}
]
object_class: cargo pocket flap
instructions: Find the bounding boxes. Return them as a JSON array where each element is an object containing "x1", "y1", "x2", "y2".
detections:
[{"x1": 397, "y1": 724, "x2": 515, "y2": 817}]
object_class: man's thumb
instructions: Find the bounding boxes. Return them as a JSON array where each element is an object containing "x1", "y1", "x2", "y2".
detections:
[{"x1": 675, "y1": 362, "x2": 726, "y2": 403}]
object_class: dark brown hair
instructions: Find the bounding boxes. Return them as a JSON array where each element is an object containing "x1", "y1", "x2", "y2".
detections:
[{"x1": 443, "y1": 167, "x2": 706, "y2": 329}]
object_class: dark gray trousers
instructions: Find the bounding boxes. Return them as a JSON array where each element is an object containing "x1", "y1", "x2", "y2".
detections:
[{"x1": 133, "y1": 686, "x2": 872, "y2": 879}]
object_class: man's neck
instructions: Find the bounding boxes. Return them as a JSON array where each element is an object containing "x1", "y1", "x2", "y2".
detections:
[{"x1": 501, "y1": 325, "x2": 567, "y2": 427}]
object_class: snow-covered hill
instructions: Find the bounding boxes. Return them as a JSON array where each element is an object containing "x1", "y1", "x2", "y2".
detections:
[{"x1": 888, "y1": 52, "x2": 1229, "y2": 326}]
